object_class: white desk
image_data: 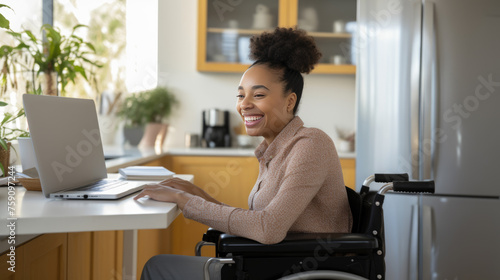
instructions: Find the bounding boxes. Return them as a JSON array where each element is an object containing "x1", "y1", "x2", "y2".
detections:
[{"x1": 0, "y1": 174, "x2": 192, "y2": 280}]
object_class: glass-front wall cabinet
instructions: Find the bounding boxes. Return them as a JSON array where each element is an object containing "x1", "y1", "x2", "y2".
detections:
[{"x1": 197, "y1": 0, "x2": 356, "y2": 74}]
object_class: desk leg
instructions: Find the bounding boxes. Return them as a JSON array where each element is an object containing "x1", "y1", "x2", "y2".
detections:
[{"x1": 123, "y1": 229, "x2": 138, "y2": 280}]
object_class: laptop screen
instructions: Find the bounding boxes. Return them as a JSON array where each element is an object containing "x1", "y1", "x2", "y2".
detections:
[{"x1": 23, "y1": 94, "x2": 107, "y2": 198}]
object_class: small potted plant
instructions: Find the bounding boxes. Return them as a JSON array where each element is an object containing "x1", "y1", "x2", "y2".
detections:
[
  {"x1": 336, "y1": 127, "x2": 355, "y2": 153},
  {"x1": 0, "y1": 101, "x2": 29, "y2": 176},
  {"x1": 117, "y1": 86, "x2": 178, "y2": 147}
]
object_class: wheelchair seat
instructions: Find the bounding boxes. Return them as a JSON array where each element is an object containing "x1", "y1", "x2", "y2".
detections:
[{"x1": 196, "y1": 175, "x2": 433, "y2": 280}]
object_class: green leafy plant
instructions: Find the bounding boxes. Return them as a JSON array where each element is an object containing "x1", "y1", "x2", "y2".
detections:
[
  {"x1": 0, "y1": 4, "x2": 13, "y2": 30},
  {"x1": 0, "y1": 4, "x2": 28, "y2": 175},
  {"x1": 0, "y1": 101, "x2": 29, "y2": 175},
  {"x1": 118, "y1": 87, "x2": 179, "y2": 127},
  {"x1": 0, "y1": 23, "x2": 101, "y2": 96}
]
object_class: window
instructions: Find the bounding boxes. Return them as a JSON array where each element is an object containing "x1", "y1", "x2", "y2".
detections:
[{"x1": 1, "y1": 0, "x2": 158, "y2": 115}]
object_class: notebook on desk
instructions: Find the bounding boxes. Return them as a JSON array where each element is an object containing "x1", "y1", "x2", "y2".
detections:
[{"x1": 23, "y1": 94, "x2": 153, "y2": 199}]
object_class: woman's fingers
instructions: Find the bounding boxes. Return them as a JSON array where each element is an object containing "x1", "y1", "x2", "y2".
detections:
[
  {"x1": 134, "y1": 184, "x2": 178, "y2": 202},
  {"x1": 158, "y1": 178, "x2": 200, "y2": 195}
]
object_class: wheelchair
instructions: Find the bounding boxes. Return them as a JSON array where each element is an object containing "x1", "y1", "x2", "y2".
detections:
[{"x1": 195, "y1": 174, "x2": 434, "y2": 280}]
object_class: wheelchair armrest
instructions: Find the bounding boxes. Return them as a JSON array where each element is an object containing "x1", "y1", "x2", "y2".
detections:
[
  {"x1": 203, "y1": 228, "x2": 224, "y2": 243},
  {"x1": 218, "y1": 232, "x2": 379, "y2": 257}
]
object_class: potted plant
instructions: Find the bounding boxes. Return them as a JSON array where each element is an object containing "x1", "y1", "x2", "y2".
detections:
[
  {"x1": 0, "y1": 22, "x2": 101, "y2": 96},
  {"x1": 0, "y1": 101, "x2": 29, "y2": 176},
  {"x1": 336, "y1": 127, "x2": 355, "y2": 153},
  {"x1": 117, "y1": 87, "x2": 178, "y2": 147}
]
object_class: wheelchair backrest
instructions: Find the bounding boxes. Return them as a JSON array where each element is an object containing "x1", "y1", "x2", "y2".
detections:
[
  {"x1": 345, "y1": 186, "x2": 362, "y2": 233},
  {"x1": 346, "y1": 186, "x2": 385, "y2": 237}
]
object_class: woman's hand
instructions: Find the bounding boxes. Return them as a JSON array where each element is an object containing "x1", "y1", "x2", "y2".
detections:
[
  {"x1": 157, "y1": 178, "x2": 204, "y2": 196},
  {"x1": 134, "y1": 184, "x2": 193, "y2": 210},
  {"x1": 155, "y1": 178, "x2": 222, "y2": 205}
]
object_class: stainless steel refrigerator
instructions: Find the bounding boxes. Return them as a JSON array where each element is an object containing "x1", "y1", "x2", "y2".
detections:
[{"x1": 355, "y1": 0, "x2": 500, "y2": 279}]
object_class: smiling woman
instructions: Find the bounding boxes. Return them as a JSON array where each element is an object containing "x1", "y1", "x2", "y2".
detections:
[{"x1": 137, "y1": 27, "x2": 352, "y2": 280}]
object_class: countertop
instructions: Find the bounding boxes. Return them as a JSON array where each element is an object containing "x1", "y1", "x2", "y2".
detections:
[
  {"x1": 164, "y1": 147, "x2": 356, "y2": 159},
  {"x1": 104, "y1": 146, "x2": 356, "y2": 172}
]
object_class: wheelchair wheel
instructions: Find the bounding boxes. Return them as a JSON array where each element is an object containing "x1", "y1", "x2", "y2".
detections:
[{"x1": 278, "y1": 270, "x2": 369, "y2": 280}]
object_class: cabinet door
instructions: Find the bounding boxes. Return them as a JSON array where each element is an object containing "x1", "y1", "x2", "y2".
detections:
[
  {"x1": 0, "y1": 245, "x2": 24, "y2": 280},
  {"x1": 67, "y1": 231, "x2": 123, "y2": 280},
  {"x1": 67, "y1": 232, "x2": 92, "y2": 280},
  {"x1": 289, "y1": 0, "x2": 357, "y2": 74},
  {"x1": 197, "y1": 0, "x2": 287, "y2": 72},
  {"x1": 23, "y1": 233, "x2": 67, "y2": 280},
  {"x1": 168, "y1": 156, "x2": 259, "y2": 256},
  {"x1": 91, "y1": 231, "x2": 123, "y2": 280},
  {"x1": 136, "y1": 228, "x2": 174, "y2": 280}
]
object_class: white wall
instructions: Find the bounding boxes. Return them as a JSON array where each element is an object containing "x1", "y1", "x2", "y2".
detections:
[{"x1": 157, "y1": 1, "x2": 356, "y2": 148}]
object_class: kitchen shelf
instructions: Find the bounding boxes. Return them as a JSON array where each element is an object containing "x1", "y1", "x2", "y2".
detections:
[
  {"x1": 307, "y1": 31, "x2": 352, "y2": 39},
  {"x1": 207, "y1": 28, "x2": 352, "y2": 39},
  {"x1": 207, "y1": 28, "x2": 274, "y2": 35}
]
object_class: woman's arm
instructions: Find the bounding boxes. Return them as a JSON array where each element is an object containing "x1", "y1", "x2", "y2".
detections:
[{"x1": 134, "y1": 184, "x2": 193, "y2": 209}]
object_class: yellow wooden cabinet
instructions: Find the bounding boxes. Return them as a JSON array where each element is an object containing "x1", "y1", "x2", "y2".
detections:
[
  {"x1": 197, "y1": 0, "x2": 356, "y2": 74},
  {"x1": 0, "y1": 244, "x2": 23, "y2": 280},
  {"x1": 0, "y1": 232, "x2": 123, "y2": 280},
  {"x1": 0, "y1": 233, "x2": 66, "y2": 280},
  {"x1": 67, "y1": 231, "x2": 123, "y2": 280}
]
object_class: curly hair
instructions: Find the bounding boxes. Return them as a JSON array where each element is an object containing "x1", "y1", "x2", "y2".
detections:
[
  {"x1": 250, "y1": 27, "x2": 321, "y2": 74},
  {"x1": 248, "y1": 27, "x2": 321, "y2": 114}
]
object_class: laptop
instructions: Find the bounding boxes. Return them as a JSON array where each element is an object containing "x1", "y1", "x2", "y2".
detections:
[{"x1": 23, "y1": 94, "x2": 153, "y2": 199}]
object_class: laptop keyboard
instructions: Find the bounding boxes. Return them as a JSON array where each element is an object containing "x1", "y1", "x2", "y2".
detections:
[{"x1": 77, "y1": 179, "x2": 127, "y2": 192}]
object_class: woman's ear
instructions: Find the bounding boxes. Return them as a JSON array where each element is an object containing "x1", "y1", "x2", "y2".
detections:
[{"x1": 287, "y1": 92, "x2": 297, "y2": 113}]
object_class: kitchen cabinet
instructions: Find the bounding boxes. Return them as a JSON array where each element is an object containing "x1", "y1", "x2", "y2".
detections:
[
  {"x1": 0, "y1": 232, "x2": 122, "y2": 280},
  {"x1": 67, "y1": 231, "x2": 123, "y2": 280},
  {"x1": 197, "y1": 0, "x2": 356, "y2": 74},
  {"x1": 0, "y1": 233, "x2": 66, "y2": 280},
  {"x1": 291, "y1": 0, "x2": 357, "y2": 74},
  {"x1": 0, "y1": 245, "x2": 23, "y2": 280}
]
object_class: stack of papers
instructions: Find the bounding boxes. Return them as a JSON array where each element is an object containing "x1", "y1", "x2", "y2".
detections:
[{"x1": 118, "y1": 166, "x2": 175, "y2": 180}]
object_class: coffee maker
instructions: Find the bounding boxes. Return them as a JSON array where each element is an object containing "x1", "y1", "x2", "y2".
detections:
[{"x1": 202, "y1": 109, "x2": 231, "y2": 148}]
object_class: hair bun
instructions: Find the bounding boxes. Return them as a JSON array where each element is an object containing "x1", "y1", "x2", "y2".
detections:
[{"x1": 249, "y1": 27, "x2": 322, "y2": 74}]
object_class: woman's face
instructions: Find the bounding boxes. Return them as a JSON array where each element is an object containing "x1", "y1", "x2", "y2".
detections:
[{"x1": 236, "y1": 64, "x2": 296, "y2": 144}]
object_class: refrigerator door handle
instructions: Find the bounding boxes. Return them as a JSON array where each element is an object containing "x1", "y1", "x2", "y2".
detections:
[
  {"x1": 410, "y1": 0, "x2": 424, "y2": 180},
  {"x1": 420, "y1": 0, "x2": 438, "y2": 180},
  {"x1": 409, "y1": 204, "x2": 419, "y2": 280},
  {"x1": 421, "y1": 204, "x2": 435, "y2": 280}
]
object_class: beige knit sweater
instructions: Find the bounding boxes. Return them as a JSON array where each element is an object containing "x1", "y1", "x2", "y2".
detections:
[{"x1": 183, "y1": 116, "x2": 352, "y2": 244}]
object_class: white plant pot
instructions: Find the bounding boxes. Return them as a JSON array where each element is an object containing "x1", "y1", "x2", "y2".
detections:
[{"x1": 98, "y1": 115, "x2": 122, "y2": 146}]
